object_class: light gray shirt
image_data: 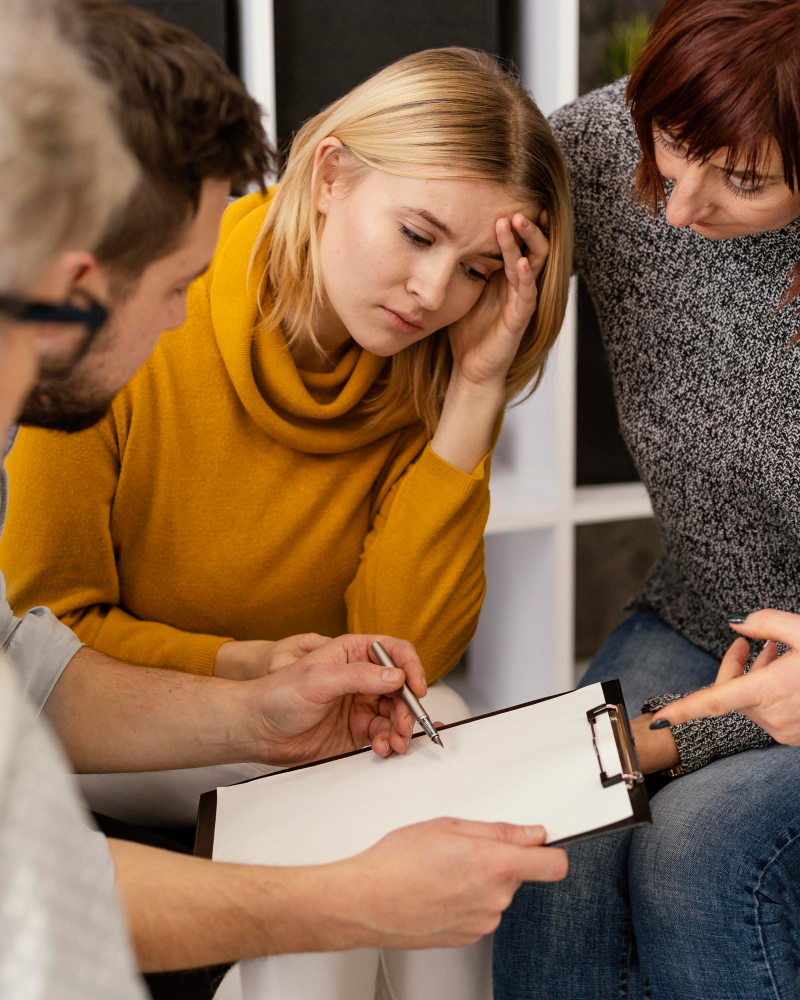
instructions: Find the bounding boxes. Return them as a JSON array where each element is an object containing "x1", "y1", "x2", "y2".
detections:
[
  {"x1": 1, "y1": 428, "x2": 83, "y2": 712},
  {"x1": 0, "y1": 429, "x2": 144, "y2": 998},
  {"x1": 0, "y1": 656, "x2": 146, "y2": 1000}
]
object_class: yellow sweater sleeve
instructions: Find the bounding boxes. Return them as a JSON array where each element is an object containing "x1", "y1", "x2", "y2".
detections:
[
  {"x1": 0, "y1": 413, "x2": 231, "y2": 676},
  {"x1": 345, "y1": 439, "x2": 490, "y2": 683}
]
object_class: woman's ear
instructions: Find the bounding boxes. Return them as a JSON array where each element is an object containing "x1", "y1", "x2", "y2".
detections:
[{"x1": 312, "y1": 136, "x2": 346, "y2": 216}]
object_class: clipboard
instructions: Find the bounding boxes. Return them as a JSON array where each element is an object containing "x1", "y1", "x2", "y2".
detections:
[{"x1": 195, "y1": 680, "x2": 651, "y2": 862}]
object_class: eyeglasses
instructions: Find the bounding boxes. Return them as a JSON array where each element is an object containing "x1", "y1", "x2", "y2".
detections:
[{"x1": 0, "y1": 294, "x2": 107, "y2": 333}]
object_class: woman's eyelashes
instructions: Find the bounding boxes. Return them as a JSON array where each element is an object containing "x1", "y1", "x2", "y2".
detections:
[
  {"x1": 655, "y1": 131, "x2": 765, "y2": 200},
  {"x1": 398, "y1": 224, "x2": 490, "y2": 283},
  {"x1": 464, "y1": 266, "x2": 490, "y2": 284},
  {"x1": 399, "y1": 223, "x2": 431, "y2": 247},
  {"x1": 655, "y1": 130, "x2": 683, "y2": 155},
  {"x1": 723, "y1": 175, "x2": 763, "y2": 200}
]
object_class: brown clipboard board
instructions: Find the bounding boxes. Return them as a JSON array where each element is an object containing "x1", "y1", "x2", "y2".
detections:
[{"x1": 195, "y1": 678, "x2": 651, "y2": 858}]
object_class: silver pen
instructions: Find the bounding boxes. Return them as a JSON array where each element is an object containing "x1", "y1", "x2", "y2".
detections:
[{"x1": 370, "y1": 641, "x2": 444, "y2": 748}]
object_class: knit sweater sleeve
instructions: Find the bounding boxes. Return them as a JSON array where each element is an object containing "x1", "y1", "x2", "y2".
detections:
[
  {"x1": 641, "y1": 691, "x2": 772, "y2": 773},
  {"x1": 346, "y1": 434, "x2": 490, "y2": 684},
  {"x1": 0, "y1": 411, "x2": 231, "y2": 678}
]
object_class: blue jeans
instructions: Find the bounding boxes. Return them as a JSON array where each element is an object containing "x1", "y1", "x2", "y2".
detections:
[{"x1": 493, "y1": 612, "x2": 800, "y2": 999}]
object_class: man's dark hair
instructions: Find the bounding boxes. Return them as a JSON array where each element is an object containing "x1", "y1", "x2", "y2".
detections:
[{"x1": 63, "y1": 0, "x2": 275, "y2": 284}]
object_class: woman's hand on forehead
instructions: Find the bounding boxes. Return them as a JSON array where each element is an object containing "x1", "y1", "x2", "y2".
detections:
[
  {"x1": 443, "y1": 208, "x2": 549, "y2": 393},
  {"x1": 428, "y1": 207, "x2": 550, "y2": 475}
]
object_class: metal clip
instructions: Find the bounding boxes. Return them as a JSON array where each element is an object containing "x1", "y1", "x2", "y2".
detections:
[{"x1": 586, "y1": 703, "x2": 644, "y2": 790}]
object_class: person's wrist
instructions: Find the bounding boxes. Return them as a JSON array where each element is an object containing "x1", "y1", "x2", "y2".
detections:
[
  {"x1": 213, "y1": 639, "x2": 274, "y2": 680},
  {"x1": 301, "y1": 858, "x2": 382, "y2": 950},
  {"x1": 446, "y1": 370, "x2": 506, "y2": 407},
  {"x1": 227, "y1": 674, "x2": 277, "y2": 765},
  {"x1": 630, "y1": 714, "x2": 680, "y2": 773},
  {"x1": 431, "y1": 374, "x2": 504, "y2": 473},
  {"x1": 249, "y1": 861, "x2": 378, "y2": 954}
]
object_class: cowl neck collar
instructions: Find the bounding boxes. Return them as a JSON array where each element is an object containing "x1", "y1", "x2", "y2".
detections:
[{"x1": 209, "y1": 190, "x2": 416, "y2": 454}]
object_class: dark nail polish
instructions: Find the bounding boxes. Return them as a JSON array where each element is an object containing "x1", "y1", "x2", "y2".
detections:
[
  {"x1": 726, "y1": 612, "x2": 749, "y2": 624},
  {"x1": 650, "y1": 718, "x2": 671, "y2": 730}
]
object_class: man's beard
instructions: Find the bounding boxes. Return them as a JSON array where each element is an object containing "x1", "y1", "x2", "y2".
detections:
[
  {"x1": 19, "y1": 320, "x2": 115, "y2": 433},
  {"x1": 20, "y1": 376, "x2": 113, "y2": 433}
]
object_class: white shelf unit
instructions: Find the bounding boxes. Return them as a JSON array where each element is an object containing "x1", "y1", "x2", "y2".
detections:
[
  {"x1": 239, "y1": 0, "x2": 652, "y2": 716},
  {"x1": 240, "y1": 0, "x2": 278, "y2": 155}
]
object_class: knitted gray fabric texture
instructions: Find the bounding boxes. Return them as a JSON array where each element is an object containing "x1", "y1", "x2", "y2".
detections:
[
  {"x1": 549, "y1": 79, "x2": 800, "y2": 770},
  {"x1": 640, "y1": 692, "x2": 772, "y2": 773}
]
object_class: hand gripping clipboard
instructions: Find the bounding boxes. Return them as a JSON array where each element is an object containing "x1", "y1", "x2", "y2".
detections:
[{"x1": 196, "y1": 680, "x2": 651, "y2": 863}]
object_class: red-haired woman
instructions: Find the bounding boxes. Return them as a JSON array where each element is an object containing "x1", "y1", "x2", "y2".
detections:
[{"x1": 494, "y1": 1, "x2": 800, "y2": 997}]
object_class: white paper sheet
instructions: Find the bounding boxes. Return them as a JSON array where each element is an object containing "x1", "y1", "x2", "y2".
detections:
[{"x1": 212, "y1": 683, "x2": 635, "y2": 866}]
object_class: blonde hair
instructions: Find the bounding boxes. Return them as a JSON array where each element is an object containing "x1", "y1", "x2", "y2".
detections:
[
  {"x1": 257, "y1": 47, "x2": 572, "y2": 433},
  {"x1": 0, "y1": 0, "x2": 137, "y2": 292}
]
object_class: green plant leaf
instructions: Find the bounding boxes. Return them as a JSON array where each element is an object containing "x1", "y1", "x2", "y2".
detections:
[{"x1": 605, "y1": 14, "x2": 651, "y2": 83}]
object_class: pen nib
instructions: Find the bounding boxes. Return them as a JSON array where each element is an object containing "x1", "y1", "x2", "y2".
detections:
[{"x1": 419, "y1": 716, "x2": 444, "y2": 748}]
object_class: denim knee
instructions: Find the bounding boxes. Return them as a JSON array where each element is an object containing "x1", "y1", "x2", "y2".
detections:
[
  {"x1": 629, "y1": 744, "x2": 800, "y2": 999},
  {"x1": 494, "y1": 833, "x2": 636, "y2": 1000}
]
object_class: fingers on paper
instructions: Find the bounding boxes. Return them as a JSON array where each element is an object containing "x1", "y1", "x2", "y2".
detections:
[
  {"x1": 433, "y1": 816, "x2": 568, "y2": 882},
  {"x1": 368, "y1": 718, "x2": 392, "y2": 757},
  {"x1": 369, "y1": 716, "x2": 408, "y2": 757},
  {"x1": 428, "y1": 816, "x2": 546, "y2": 847}
]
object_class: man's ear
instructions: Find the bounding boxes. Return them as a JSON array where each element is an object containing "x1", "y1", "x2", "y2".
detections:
[
  {"x1": 59, "y1": 250, "x2": 98, "y2": 286},
  {"x1": 61, "y1": 251, "x2": 109, "y2": 301},
  {"x1": 28, "y1": 249, "x2": 100, "y2": 303},
  {"x1": 312, "y1": 136, "x2": 346, "y2": 216}
]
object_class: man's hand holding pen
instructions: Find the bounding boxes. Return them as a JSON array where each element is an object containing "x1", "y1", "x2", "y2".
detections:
[
  {"x1": 241, "y1": 633, "x2": 428, "y2": 766},
  {"x1": 370, "y1": 640, "x2": 444, "y2": 747}
]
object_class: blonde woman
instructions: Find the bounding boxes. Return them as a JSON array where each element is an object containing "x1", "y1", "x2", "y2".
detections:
[{"x1": 3, "y1": 47, "x2": 570, "y2": 702}]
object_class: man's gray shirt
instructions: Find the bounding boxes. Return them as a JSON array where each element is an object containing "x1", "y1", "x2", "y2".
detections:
[
  {"x1": 0, "y1": 431, "x2": 144, "y2": 997},
  {"x1": 0, "y1": 656, "x2": 146, "y2": 1000},
  {"x1": 1, "y1": 428, "x2": 82, "y2": 711}
]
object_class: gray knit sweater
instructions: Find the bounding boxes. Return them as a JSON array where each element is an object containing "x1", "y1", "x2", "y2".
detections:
[{"x1": 549, "y1": 80, "x2": 800, "y2": 772}]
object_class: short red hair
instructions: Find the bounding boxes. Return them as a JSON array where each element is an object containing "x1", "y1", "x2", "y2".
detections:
[{"x1": 627, "y1": 0, "x2": 800, "y2": 307}]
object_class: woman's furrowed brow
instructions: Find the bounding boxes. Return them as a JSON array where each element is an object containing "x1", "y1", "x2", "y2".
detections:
[
  {"x1": 404, "y1": 207, "x2": 455, "y2": 238},
  {"x1": 403, "y1": 206, "x2": 504, "y2": 260}
]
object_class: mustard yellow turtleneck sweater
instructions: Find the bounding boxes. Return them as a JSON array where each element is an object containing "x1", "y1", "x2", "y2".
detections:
[{"x1": 0, "y1": 190, "x2": 491, "y2": 682}]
